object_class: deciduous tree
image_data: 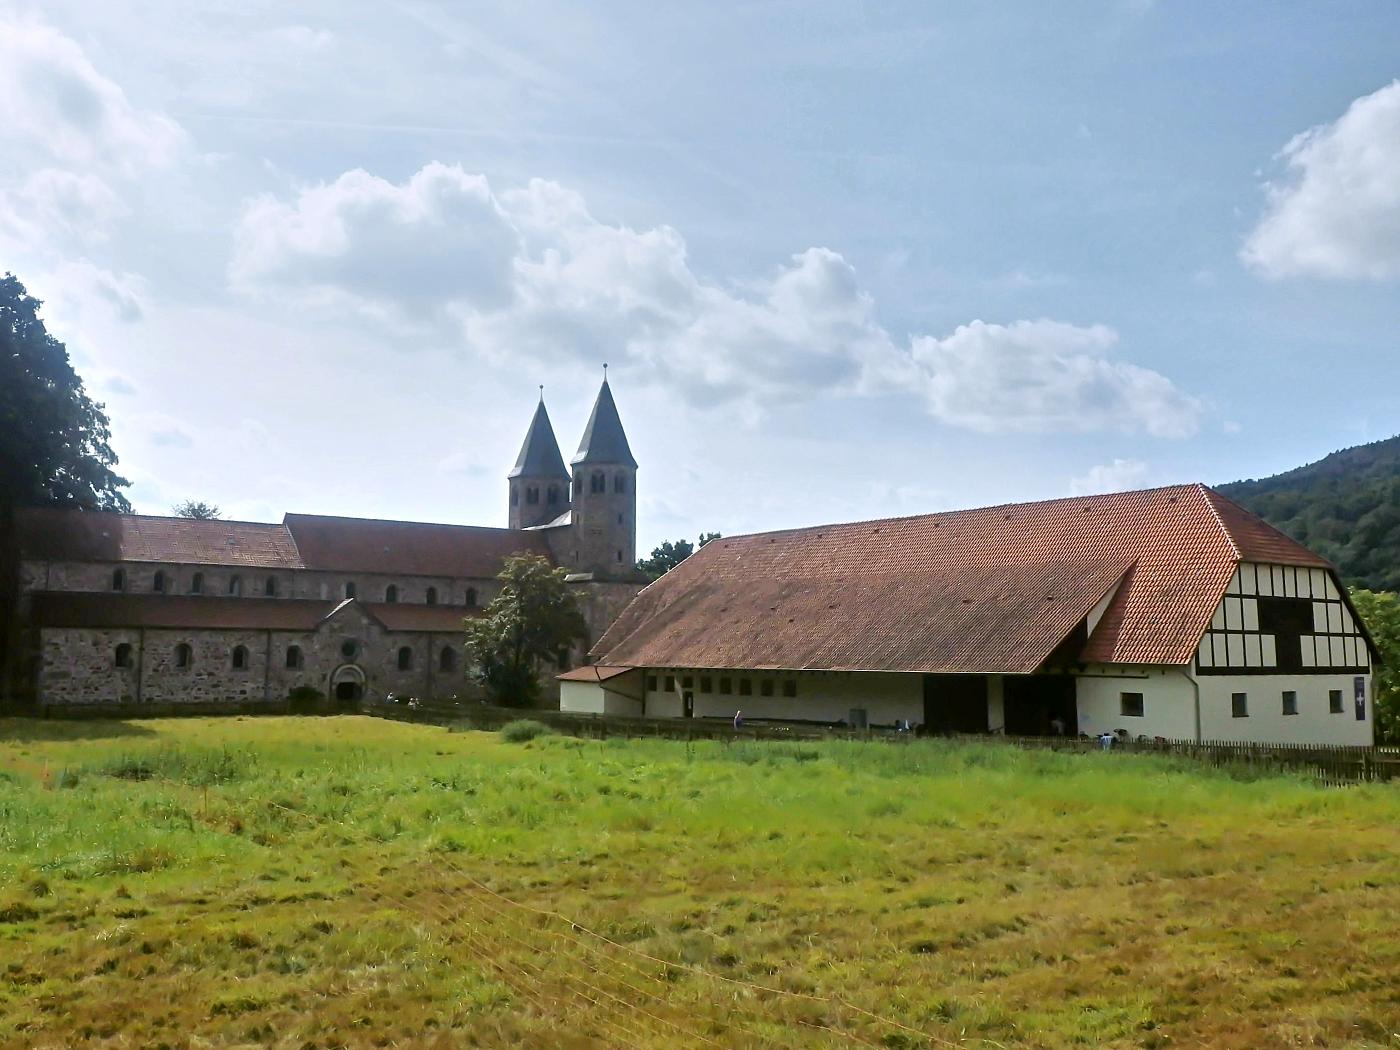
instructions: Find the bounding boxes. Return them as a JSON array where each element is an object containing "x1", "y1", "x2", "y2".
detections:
[
  {"x1": 636, "y1": 531, "x2": 721, "y2": 581},
  {"x1": 464, "y1": 553, "x2": 587, "y2": 707},
  {"x1": 1350, "y1": 588, "x2": 1399, "y2": 744},
  {"x1": 173, "y1": 500, "x2": 221, "y2": 519}
]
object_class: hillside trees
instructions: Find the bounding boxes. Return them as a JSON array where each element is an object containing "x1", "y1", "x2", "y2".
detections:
[{"x1": 463, "y1": 553, "x2": 587, "y2": 707}]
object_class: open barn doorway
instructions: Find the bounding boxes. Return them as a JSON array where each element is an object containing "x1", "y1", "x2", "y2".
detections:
[
  {"x1": 329, "y1": 665, "x2": 366, "y2": 709},
  {"x1": 922, "y1": 674, "x2": 989, "y2": 734},
  {"x1": 1003, "y1": 675, "x2": 1077, "y2": 736}
]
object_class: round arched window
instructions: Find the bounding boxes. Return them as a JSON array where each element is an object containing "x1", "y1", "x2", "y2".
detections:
[{"x1": 341, "y1": 639, "x2": 359, "y2": 660}]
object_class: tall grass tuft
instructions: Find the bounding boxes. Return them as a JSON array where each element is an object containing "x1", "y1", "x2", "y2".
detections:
[{"x1": 499, "y1": 720, "x2": 551, "y2": 743}]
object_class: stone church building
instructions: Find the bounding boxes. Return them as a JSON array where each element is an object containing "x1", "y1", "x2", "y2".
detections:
[{"x1": 10, "y1": 379, "x2": 645, "y2": 710}]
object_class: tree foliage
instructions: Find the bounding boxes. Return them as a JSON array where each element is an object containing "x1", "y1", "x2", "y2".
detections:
[
  {"x1": 636, "y1": 531, "x2": 721, "y2": 581},
  {"x1": 463, "y1": 553, "x2": 587, "y2": 707},
  {"x1": 1221, "y1": 436, "x2": 1400, "y2": 591},
  {"x1": 1349, "y1": 588, "x2": 1400, "y2": 744},
  {"x1": 0, "y1": 273, "x2": 129, "y2": 514},
  {"x1": 173, "y1": 500, "x2": 222, "y2": 520}
]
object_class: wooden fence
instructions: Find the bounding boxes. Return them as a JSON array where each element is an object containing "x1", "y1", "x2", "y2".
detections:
[{"x1": 371, "y1": 699, "x2": 1400, "y2": 785}]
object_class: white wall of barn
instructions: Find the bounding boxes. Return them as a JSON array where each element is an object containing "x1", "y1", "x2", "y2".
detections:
[{"x1": 633, "y1": 669, "x2": 923, "y2": 725}]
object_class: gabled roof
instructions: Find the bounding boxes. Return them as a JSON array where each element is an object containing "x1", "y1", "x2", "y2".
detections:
[
  {"x1": 593, "y1": 484, "x2": 1333, "y2": 673},
  {"x1": 282, "y1": 514, "x2": 551, "y2": 578},
  {"x1": 508, "y1": 399, "x2": 569, "y2": 479},
  {"x1": 15, "y1": 508, "x2": 302, "y2": 568},
  {"x1": 571, "y1": 379, "x2": 637, "y2": 468},
  {"x1": 557, "y1": 664, "x2": 635, "y2": 682}
]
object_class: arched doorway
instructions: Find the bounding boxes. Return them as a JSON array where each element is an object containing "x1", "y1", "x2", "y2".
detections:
[{"x1": 329, "y1": 664, "x2": 367, "y2": 708}]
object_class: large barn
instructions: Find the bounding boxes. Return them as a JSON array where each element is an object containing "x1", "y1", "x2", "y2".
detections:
[{"x1": 562, "y1": 484, "x2": 1377, "y2": 746}]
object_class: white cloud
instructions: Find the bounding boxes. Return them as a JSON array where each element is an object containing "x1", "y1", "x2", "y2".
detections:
[
  {"x1": 1069, "y1": 458, "x2": 1149, "y2": 496},
  {"x1": 1242, "y1": 81, "x2": 1400, "y2": 280},
  {"x1": 0, "y1": 19, "x2": 183, "y2": 175},
  {"x1": 233, "y1": 163, "x2": 1202, "y2": 436}
]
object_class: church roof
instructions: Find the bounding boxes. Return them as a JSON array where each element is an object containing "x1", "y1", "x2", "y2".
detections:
[
  {"x1": 508, "y1": 399, "x2": 569, "y2": 479},
  {"x1": 571, "y1": 379, "x2": 637, "y2": 468},
  {"x1": 15, "y1": 506, "x2": 554, "y2": 579},
  {"x1": 591, "y1": 484, "x2": 1332, "y2": 674}
]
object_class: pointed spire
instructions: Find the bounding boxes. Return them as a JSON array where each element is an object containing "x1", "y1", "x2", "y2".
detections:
[
  {"x1": 508, "y1": 397, "x2": 569, "y2": 479},
  {"x1": 572, "y1": 375, "x2": 637, "y2": 468}
]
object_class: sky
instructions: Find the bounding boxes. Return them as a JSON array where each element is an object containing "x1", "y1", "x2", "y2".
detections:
[{"x1": 2, "y1": 2, "x2": 1399, "y2": 553}]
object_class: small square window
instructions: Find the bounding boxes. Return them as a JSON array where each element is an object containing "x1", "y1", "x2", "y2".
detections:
[
  {"x1": 1329, "y1": 689, "x2": 1344, "y2": 714},
  {"x1": 1231, "y1": 692, "x2": 1248, "y2": 718},
  {"x1": 1120, "y1": 692, "x2": 1144, "y2": 717},
  {"x1": 739, "y1": 678, "x2": 752, "y2": 696},
  {"x1": 718, "y1": 677, "x2": 733, "y2": 695},
  {"x1": 782, "y1": 680, "x2": 797, "y2": 698},
  {"x1": 664, "y1": 675, "x2": 675, "y2": 692},
  {"x1": 760, "y1": 679, "x2": 775, "y2": 697},
  {"x1": 1282, "y1": 690, "x2": 1298, "y2": 716},
  {"x1": 699, "y1": 676, "x2": 713, "y2": 693},
  {"x1": 682, "y1": 676, "x2": 694, "y2": 690},
  {"x1": 646, "y1": 675, "x2": 658, "y2": 692}
]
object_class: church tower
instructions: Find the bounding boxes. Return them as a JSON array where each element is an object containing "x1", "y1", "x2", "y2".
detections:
[
  {"x1": 507, "y1": 395, "x2": 570, "y2": 530},
  {"x1": 569, "y1": 375, "x2": 638, "y2": 578}
]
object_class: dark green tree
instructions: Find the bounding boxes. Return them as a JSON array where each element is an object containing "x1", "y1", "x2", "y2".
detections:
[
  {"x1": 173, "y1": 500, "x2": 221, "y2": 520},
  {"x1": 1350, "y1": 588, "x2": 1400, "y2": 744},
  {"x1": 1, "y1": 274, "x2": 130, "y2": 709},
  {"x1": 636, "y1": 531, "x2": 721, "y2": 581},
  {"x1": 464, "y1": 553, "x2": 587, "y2": 707},
  {"x1": 0, "y1": 274, "x2": 130, "y2": 514}
]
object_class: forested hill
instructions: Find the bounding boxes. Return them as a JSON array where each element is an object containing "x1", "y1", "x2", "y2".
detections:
[{"x1": 1219, "y1": 435, "x2": 1400, "y2": 592}]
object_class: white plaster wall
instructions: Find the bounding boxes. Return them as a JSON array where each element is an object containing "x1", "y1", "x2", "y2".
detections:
[
  {"x1": 1197, "y1": 672, "x2": 1372, "y2": 746},
  {"x1": 1075, "y1": 667, "x2": 1197, "y2": 741},
  {"x1": 560, "y1": 681, "x2": 604, "y2": 713},
  {"x1": 639, "y1": 670, "x2": 922, "y2": 725}
]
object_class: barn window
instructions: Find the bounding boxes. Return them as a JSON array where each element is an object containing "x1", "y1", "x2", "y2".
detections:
[
  {"x1": 782, "y1": 680, "x2": 797, "y2": 698},
  {"x1": 664, "y1": 675, "x2": 675, "y2": 692},
  {"x1": 547, "y1": 485, "x2": 560, "y2": 505},
  {"x1": 739, "y1": 678, "x2": 753, "y2": 697},
  {"x1": 699, "y1": 676, "x2": 713, "y2": 693},
  {"x1": 1120, "y1": 692, "x2": 1144, "y2": 717},
  {"x1": 1282, "y1": 690, "x2": 1298, "y2": 716},
  {"x1": 228, "y1": 575, "x2": 243, "y2": 597},
  {"x1": 114, "y1": 643, "x2": 133, "y2": 668},
  {"x1": 646, "y1": 675, "x2": 658, "y2": 691},
  {"x1": 231, "y1": 645, "x2": 249, "y2": 670},
  {"x1": 465, "y1": 587, "x2": 477, "y2": 608},
  {"x1": 264, "y1": 576, "x2": 277, "y2": 597},
  {"x1": 1330, "y1": 689, "x2": 1344, "y2": 714},
  {"x1": 439, "y1": 647, "x2": 456, "y2": 672},
  {"x1": 385, "y1": 584, "x2": 398, "y2": 604},
  {"x1": 190, "y1": 572, "x2": 204, "y2": 594},
  {"x1": 614, "y1": 473, "x2": 627, "y2": 494},
  {"x1": 718, "y1": 677, "x2": 732, "y2": 695},
  {"x1": 426, "y1": 586, "x2": 438, "y2": 606},
  {"x1": 590, "y1": 471, "x2": 605, "y2": 494},
  {"x1": 682, "y1": 676, "x2": 694, "y2": 690},
  {"x1": 397, "y1": 646, "x2": 413, "y2": 671},
  {"x1": 1231, "y1": 692, "x2": 1248, "y2": 718},
  {"x1": 112, "y1": 568, "x2": 126, "y2": 592},
  {"x1": 760, "y1": 679, "x2": 775, "y2": 697},
  {"x1": 286, "y1": 645, "x2": 303, "y2": 669},
  {"x1": 344, "y1": 582, "x2": 356, "y2": 600},
  {"x1": 152, "y1": 570, "x2": 166, "y2": 593},
  {"x1": 175, "y1": 643, "x2": 192, "y2": 669}
]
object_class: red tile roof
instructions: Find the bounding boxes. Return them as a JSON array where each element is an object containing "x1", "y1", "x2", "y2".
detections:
[
  {"x1": 15, "y1": 506, "x2": 554, "y2": 580},
  {"x1": 557, "y1": 664, "x2": 635, "y2": 682},
  {"x1": 16, "y1": 508, "x2": 301, "y2": 568},
  {"x1": 594, "y1": 484, "x2": 1335, "y2": 673},
  {"x1": 283, "y1": 513, "x2": 552, "y2": 578}
]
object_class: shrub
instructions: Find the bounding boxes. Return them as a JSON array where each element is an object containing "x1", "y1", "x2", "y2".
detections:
[{"x1": 500, "y1": 720, "x2": 551, "y2": 743}]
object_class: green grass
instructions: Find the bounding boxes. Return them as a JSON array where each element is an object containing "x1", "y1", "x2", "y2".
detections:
[{"x1": 2, "y1": 716, "x2": 1399, "y2": 1048}]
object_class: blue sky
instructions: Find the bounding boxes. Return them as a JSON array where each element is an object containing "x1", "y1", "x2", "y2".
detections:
[{"x1": 2, "y1": 2, "x2": 1398, "y2": 552}]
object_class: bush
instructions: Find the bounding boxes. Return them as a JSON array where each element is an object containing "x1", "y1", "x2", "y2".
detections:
[{"x1": 500, "y1": 720, "x2": 551, "y2": 743}]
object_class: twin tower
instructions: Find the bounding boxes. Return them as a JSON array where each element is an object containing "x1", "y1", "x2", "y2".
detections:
[{"x1": 507, "y1": 377, "x2": 639, "y2": 581}]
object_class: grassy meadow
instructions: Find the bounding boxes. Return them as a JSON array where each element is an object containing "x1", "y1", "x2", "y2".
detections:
[{"x1": 2, "y1": 717, "x2": 1399, "y2": 1048}]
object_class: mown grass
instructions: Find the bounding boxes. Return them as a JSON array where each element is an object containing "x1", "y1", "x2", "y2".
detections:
[{"x1": 1, "y1": 716, "x2": 1399, "y2": 1048}]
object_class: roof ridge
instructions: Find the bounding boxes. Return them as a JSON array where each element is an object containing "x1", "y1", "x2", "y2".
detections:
[
  {"x1": 21, "y1": 507, "x2": 285, "y2": 529},
  {"x1": 283, "y1": 512, "x2": 515, "y2": 533},
  {"x1": 1195, "y1": 484, "x2": 1242, "y2": 562},
  {"x1": 706, "y1": 483, "x2": 1208, "y2": 546}
]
